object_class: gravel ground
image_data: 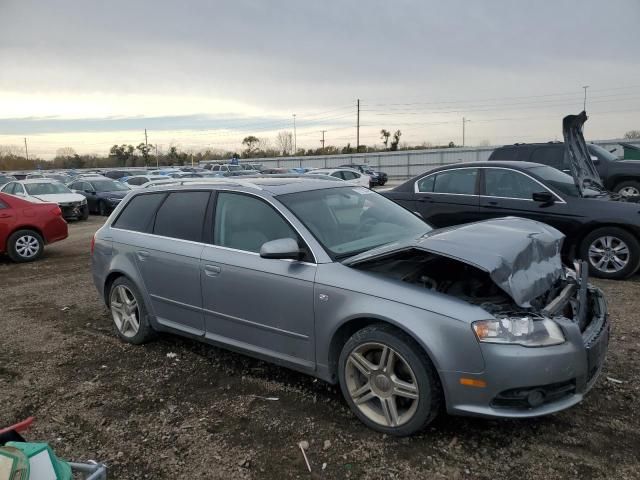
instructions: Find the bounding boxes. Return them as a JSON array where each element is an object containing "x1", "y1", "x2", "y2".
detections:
[{"x1": 1, "y1": 217, "x2": 639, "y2": 479}]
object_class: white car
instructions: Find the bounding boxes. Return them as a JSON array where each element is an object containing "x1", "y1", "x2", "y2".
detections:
[
  {"x1": 1, "y1": 179, "x2": 89, "y2": 220},
  {"x1": 306, "y1": 168, "x2": 371, "y2": 188},
  {"x1": 123, "y1": 175, "x2": 170, "y2": 188}
]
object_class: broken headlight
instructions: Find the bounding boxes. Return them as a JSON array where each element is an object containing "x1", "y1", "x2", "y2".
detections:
[{"x1": 472, "y1": 317, "x2": 565, "y2": 347}]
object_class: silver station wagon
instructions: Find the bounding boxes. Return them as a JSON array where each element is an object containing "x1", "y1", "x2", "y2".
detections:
[{"x1": 91, "y1": 177, "x2": 609, "y2": 436}]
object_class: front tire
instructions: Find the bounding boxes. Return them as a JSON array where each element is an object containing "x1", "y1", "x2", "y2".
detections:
[
  {"x1": 7, "y1": 229, "x2": 44, "y2": 262},
  {"x1": 108, "y1": 277, "x2": 155, "y2": 344},
  {"x1": 613, "y1": 180, "x2": 640, "y2": 197},
  {"x1": 80, "y1": 205, "x2": 89, "y2": 220},
  {"x1": 98, "y1": 201, "x2": 108, "y2": 216},
  {"x1": 579, "y1": 227, "x2": 640, "y2": 279},
  {"x1": 338, "y1": 324, "x2": 441, "y2": 436}
]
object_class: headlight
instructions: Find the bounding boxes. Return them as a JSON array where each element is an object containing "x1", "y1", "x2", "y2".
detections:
[
  {"x1": 472, "y1": 317, "x2": 565, "y2": 347},
  {"x1": 80, "y1": 198, "x2": 87, "y2": 205}
]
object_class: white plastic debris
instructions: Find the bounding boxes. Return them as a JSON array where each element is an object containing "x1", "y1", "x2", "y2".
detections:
[
  {"x1": 166, "y1": 352, "x2": 178, "y2": 359},
  {"x1": 298, "y1": 441, "x2": 311, "y2": 472},
  {"x1": 607, "y1": 377, "x2": 624, "y2": 384}
]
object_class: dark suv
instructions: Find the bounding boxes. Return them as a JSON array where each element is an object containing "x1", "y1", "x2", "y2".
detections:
[
  {"x1": 489, "y1": 142, "x2": 640, "y2": 196},
  {"x1": 338, "y1": 164, "x2": 388, "y2": 186}
]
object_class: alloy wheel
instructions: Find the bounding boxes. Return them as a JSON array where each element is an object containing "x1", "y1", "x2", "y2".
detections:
[
  {"x1": 15, "y1": 235, "x2": 40, "y2": 259},
  {"x1": 344, "y1": 342, "x2": 419, "y2": 428},
  {"x1": 619, "y1": 186, "x2": 640, "y2": 197},
  {"x1": 110, "y1": 285, "x2": 140, "y2": 337},
  {"x1": 588, "y1": 235, "x2": 630, "y2": 274}
]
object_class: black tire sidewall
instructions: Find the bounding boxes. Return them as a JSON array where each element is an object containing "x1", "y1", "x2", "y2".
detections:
[
  {"x1": 7, "y1": 230, "x2": 44, "y2": 262},
  {"x1": 338, "y1": 325, "x2": 440, "y2": 436},
  {"x1": 579, "y1": 227, "x2": 640, "y2": 279},
  {"x1": 80, "y1": 205, "x2": 89, "y2": 220},
  {"x1": 98, "y1": 201, "x2": 107, "y2": 216},
  {"x1": 109, "y1": 277, "x2": 155, "y2": 344}
]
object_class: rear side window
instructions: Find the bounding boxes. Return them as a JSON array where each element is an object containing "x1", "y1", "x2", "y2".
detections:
[
  {"x1": 113, "y1": 193, "x2": 165, "y2": 232},
  {"x1": 417, "y1": 175, "x2": 435, "y2": 192},
  {"x1": 531, "y1": 147, "x2": 567, "y2": 170},
  {"x1": 433, "y1": 169, "x2": 478, "y2": 195},
  {"x1": 489, "y1": 147, "x2": 520, "y2": 160},
  {"x1": 153, "y1": 192, "x2": 210, "y2": 242}
]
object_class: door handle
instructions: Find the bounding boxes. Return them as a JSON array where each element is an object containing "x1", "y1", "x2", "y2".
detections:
[
  {"x1": 136, "y1": 250, "x2": 150, "y2": 261},
  {"x1": 204, "y1": 264, "x2": 221, "y2": 277}
]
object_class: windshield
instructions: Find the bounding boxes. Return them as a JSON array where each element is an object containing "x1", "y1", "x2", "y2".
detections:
[
  {"x1": 278, "y1": 186, "x2": 431, "y2": 258},
  {"x1": 25, "y1": 182, "x2": 72, "y2": 195},
  {"x1": 527, "y1": 166, "x2": 601, "y2": 197},
  {"x1": 91, "y1": 180, "x2": 130, "y2": 192},
  {"x1": 588, "y1": 144, "x2": 619, "y2": 162}
]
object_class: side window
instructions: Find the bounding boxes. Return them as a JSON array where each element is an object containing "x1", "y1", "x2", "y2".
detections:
[
  {"x1": 1, "y1": 183, "x2": 14, "y2": 193},
  {"x1": 531, "y1": 147, "x2": 567, "y2": 170},
  {"x1": 214, "y1": 193, "x2": 299, "y2": 254},
  {"x1": 484, "y1": 169, "x2": 544, "y2": 200},
  {"x1": 153, "y1": 192, "x2": 210, "y2": 242},
  {"x1": 0, "y1": 199, "x2": 7, "y2": 209},
  {"x1": 489, "y1": 147, "x2": 519, "y2": 160},
  {"x1": 417, "y1": 175, "x2": 435, "y2": 192},
  {"x1": 14, "y1": 184, "x2": 25, "y2": 195},
  {"x1": 113, "y1": 193, "x2": 166, "y2": 232},
  {"x1": 342, "y1": 171, "x2": 357, "y2": 180},
  {"x1": 433, "y1": 169, "x2": 478, "y2": 195},
  {"x1": 331, "y1": 172, "x2": 342, "y2": 179},
  {"x1": 81, "y1": 182, "x2": 92, "y2": 191},
  {"x1": 128, "y1": 177, "x2": 144, "y2": 186},
  {"x1": 212, "y1": 165, "x2": 220, "y2": 171},
  {"x1": 69, "y1": 182, "x2": 80, "y2": 190}
]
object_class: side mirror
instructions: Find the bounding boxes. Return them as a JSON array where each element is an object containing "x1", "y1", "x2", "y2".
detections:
[
  {"x1": 532, "y1": 191, "x2": 554, "y2": 203},
  {"x1": 260, "y1": 238, "x2": 301, "y2": 260}
]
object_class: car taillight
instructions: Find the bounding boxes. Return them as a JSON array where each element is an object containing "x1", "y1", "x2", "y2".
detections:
[
  {"x1": 51, "y1": 206, "x2": 62, "y2": 216},
  {"x1": 90, "y1": 234, "x2": 96, "y2": 255}
]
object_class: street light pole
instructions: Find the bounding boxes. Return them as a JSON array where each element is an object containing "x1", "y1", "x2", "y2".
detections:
[
  {"x1": 462, "y1": 117, "x2": 471, "y2": 147},
  {"x1": 582, "y1": 85, "x2": 589, "y2": 111},
  {"x1": 293, "y1": 114, "x2": 297, "y2": 155}
]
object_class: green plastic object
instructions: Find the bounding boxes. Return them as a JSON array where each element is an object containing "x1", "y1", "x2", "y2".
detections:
[
  {"x1": 5, "y1": 442, "x2": 72, "y2": 480},
  {"x1": 0, "y1": 446, "x2": 30, "y2": 479}
]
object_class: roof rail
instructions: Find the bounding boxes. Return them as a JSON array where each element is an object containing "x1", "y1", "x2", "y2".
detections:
[{"x1": 146, "y1": 177, "x2": 264, "y2": 190}]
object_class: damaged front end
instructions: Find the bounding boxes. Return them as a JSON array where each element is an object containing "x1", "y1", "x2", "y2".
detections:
[{"x1": 347, "y1": 217, "x2": 610, "y2": 415}]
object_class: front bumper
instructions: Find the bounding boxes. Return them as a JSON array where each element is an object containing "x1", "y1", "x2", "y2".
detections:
[
  {"x1": 60, "y1": 202, "x2": 87, "y2": 219},
  {"x1": 441, "y1": 288, "x2": 609, "y2": 418}
]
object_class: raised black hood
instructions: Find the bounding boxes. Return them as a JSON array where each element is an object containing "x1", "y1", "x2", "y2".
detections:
[
  {"x1": 563, "y1": 111, "x2": 604, "y2": 196},
  {"x1": 344, "y1": 217, "x2": 565, "y2": 308}
]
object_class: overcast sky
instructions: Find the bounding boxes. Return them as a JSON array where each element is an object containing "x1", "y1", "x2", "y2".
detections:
[{"x1": 1, "y1": 0, "x2": 639, "y2": 158}]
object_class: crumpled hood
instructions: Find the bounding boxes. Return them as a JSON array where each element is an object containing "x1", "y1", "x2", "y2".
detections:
[
  {"x1": 563, "y1": 111, "x2": 604, "y2": 195},
  {"x1": 344, "y1": 217, "x2": 565, "y2": 307}
]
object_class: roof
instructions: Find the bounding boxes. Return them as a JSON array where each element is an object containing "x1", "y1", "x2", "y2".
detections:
[
  {"x1": 429, "y1": 160, "x2": 547, "y2": 170},
  {"x1": 15, "y1": 178, "x2": 62, "y2": 184},
  {"x1": 138, "y1": 176, "x2": 347, "y2": 196}
]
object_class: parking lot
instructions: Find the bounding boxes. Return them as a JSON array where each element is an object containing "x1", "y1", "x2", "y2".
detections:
[{"x1": 0, "y1": 216, "x2": 638, "y2": 479}]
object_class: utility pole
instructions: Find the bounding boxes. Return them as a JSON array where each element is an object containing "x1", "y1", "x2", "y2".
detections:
[
  {"x1": 320, "y1": 130, "x2": 326, "y2": 152},
  {"x1": 356, "y1": 99, "x2": 360, "y2": 153},
  {"x1": 144, "y1": 129, "x2": 149, "y2": 167},
  {"x1": 24, "y1": 137, "x2": 29, "y2": 161},
  {"x1": 462, "y1": 117, "x2": 471, "y2": 147},
  {"x1": 155, "y1": 144, "x2": 159, "y2": 168},
  {"x1": 582, "y1": 85, "x2": 589, "y2": 111},
  {"x1": 145, "y1": 128, "x2": 148, "y2": 147},
  {"x1": 293, "y1": 114, "x2": 297, "y2": 155}
]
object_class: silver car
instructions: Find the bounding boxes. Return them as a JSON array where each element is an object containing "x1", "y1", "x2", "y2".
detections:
[{"x1": 91, "y1": 178, "x2": 609, "y2": 436}]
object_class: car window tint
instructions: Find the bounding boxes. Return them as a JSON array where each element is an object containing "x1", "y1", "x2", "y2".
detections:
[
  {"x1": 1, "y1": 183, "x2": 13, "y2": 193},
  {"x1": 484, "y1": 169, "x2": 543, "y2": 200},
  {"x1": 153, "y1": 192, "x2": 210, "y2": 242},
  {"x1": 433, "y1": 169, "x2": 477, "y2": 195},
  {"x1": 342, "y1": 171, "x2": 357, "y2": 180},
  {"x1": 417, "y1": 175, "x2": 435, "y2": 192},
  {"x1": 490, "y1": 147, "x2": 519, "y2": 160},
  {"x1": 113, "y1": 193, "x2": 166, "y2": 232},
  {"x1": 531, "y1": 147, "x2": 567, "y2": 170},
  {"x1": 214, "y1": 193, "x2": 298, "y2": 253},
  {"x1": 331, "y1": 172, "x2": 342, "y2": 179},
  {"x1": 0, "y1": 199, "x2": 7, "y2": 209}
]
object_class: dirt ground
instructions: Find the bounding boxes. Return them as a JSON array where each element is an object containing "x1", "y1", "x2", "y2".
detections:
[{"x1": 1, "y1": 216, "x2": 639, "y2": 479}]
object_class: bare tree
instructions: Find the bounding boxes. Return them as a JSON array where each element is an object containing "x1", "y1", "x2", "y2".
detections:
[
  {"x1": 55, "y1": 147, "x2": 77, "y2": 158},
  {"x1": 390, "y1": 130, "x2": 402, "y2": 151},
  {"x1": 380, "y1": 129, "x2": 391, "y2": 149},
  {"x1": 276, "y1": 131, "x2": 293, "y2": 155},
  {"x1": 624, "y1": 130, "x2": 640, "y2": 140}
]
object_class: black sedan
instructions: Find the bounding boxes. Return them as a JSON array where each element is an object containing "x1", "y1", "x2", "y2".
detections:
[
  {"x1": 68, "y1": 178, "x2": 131, "y2": 215},
  {"x1": 383, "y1": 161, "x2": 640, "y2": 279}
]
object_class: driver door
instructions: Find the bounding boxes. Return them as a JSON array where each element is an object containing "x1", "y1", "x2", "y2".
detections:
[{"x1": 200, "y1": 192, "x2": 317, "y2": 369}]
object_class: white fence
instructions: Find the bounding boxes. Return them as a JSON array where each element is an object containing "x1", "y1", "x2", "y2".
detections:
[{"x1": 203, "y1": 139, "x2": 640, "y2": 181}]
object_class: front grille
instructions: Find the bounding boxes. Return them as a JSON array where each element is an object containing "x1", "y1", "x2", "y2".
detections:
[{"x1": 491, "y1": 380, "x2": 576, "y2": 409}]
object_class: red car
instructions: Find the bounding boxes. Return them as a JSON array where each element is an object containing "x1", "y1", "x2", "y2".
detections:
[{"x1": 0, "y1": 192, "x2": 68, "y2": 262}]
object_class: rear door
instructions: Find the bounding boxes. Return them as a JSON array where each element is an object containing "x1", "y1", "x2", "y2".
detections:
[
  {"x1": 478, "y1": 167, "x2": 576, "y2": 232},
  {"x1": 413, "y1": 167, "x2": 481, "y2": 227}
]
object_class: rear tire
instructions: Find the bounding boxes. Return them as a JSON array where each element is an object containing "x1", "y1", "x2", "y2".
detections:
[
  {"x1": 108, "y1": 277, "x2": 155, "y2": 344},
  {"x1": 7, "y1": 229, "x2": 44, "y2": 262},
  {"x1": 338, "y1": 324, "x2": 441, "y2": 436},
  {"x1": 579, "y1": 227, "x2": 640, "y2": 279},
  {"x1": 613, "y1": 180, "x2": 640, "y2": 197}
]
